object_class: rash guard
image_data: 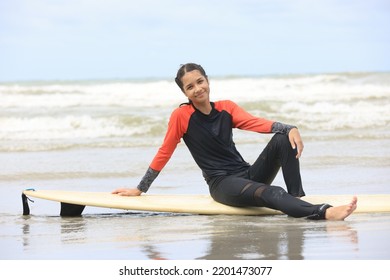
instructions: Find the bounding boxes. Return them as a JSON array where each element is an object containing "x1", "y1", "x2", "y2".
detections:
[{"x1": 137, "y1": 100, "x2": 295, "y2": 192}]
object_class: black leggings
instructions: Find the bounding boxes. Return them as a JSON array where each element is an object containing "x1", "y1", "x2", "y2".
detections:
[
  {"x1": 249, "y1": 133, "x2": 305, "y2": 197},
  {"x1": 208, "y1": 134, "x2": 330, "y2": 219}
]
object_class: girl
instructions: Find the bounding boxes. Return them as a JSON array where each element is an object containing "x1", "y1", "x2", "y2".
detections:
[{"x1": 113, "y1": 63, "x2": 357, "y2": 220}]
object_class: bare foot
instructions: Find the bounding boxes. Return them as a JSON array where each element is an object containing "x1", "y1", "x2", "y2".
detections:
[{"x1": 325, "y1": 196, "x2": 358, "y2": 220}]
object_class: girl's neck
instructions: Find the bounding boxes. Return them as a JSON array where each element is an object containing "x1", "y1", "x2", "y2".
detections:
[{"x1": 193, "y1": 101, "x2": 212, "y2": 115}]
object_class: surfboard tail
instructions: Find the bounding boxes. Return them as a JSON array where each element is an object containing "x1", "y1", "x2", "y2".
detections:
[{"x1": 22, "y1": 191, "x2": 85, "y2": 217}]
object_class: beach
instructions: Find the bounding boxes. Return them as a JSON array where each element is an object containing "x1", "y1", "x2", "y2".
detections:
[{"x1": 0, "y1": 72, "x2": 389, "y2": 261}]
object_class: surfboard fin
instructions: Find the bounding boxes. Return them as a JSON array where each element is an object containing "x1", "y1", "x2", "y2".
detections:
[
  {"x1": 22, "y1": 193, "x2": 34, "y2": 215},
  {"x1": 60, "y1": 202, "x2": 86, "y2": 217}
]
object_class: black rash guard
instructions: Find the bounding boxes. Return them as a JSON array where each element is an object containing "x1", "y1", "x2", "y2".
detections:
[
  {"x1": 137, "y1": 100, "x2": 278, "y2": 192},
  {"x1": 183, "y1": 103, "x2": 252, "y2": 178}
]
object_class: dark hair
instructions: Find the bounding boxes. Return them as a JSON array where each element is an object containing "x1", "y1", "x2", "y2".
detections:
[{"x1": 175, "y1": 63, "x2": 208, "y2": 92}]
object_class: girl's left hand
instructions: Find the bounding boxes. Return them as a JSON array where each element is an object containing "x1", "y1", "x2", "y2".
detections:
[{"x1": 288, "y1": 128, "x2": 304, "y2": 159}]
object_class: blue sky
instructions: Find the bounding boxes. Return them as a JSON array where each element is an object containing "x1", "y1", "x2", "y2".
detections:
[{"x1": 1, "y1": 0, "x2": 389, "y2": 81}]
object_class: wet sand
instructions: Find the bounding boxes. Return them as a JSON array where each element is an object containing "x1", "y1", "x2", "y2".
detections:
[
  {"x1": 0, "y1": 146, "x2": 389, "y2": 279},
  {"x1": 2, "y1": 203, "x2": 390, "y2": 260}
]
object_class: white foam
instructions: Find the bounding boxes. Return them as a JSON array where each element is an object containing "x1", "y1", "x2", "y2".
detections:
[
  {"x1": 0, "y1": 115, "x2": 156, "y2": 141},
  {"x1": 1, "y1": 73, "x2": 388, "y2": 151},
  {"x1": 0, "y1": 81, "x2": 182, "y2": 108}
]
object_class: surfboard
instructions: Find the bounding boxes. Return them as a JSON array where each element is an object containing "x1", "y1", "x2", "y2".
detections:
[{"x1": 21, "y1": 189, "x2": 390, "y2": 216}]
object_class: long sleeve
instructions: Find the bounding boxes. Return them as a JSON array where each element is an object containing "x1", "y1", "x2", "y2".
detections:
[
  {"x1": 271, "y1": 122, "x2": 297, "y2": 135},
  {"x1": 137, "y1": 167, "x2": 160, "y2": 192},
  {"x1": 137, "y1": 105, "x2": 193, "y2": 192},
  {"x1": 216, "y1": 100, "x2": 274, "y2": 133},
  {"x1": 149, "y1": 106, "x2": 191, "y2": 171}
]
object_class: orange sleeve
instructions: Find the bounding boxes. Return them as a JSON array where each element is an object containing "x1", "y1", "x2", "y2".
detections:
[
  {"x1": 149, "y1": 105, "x2": 192, "y2": 171},
  {"x1": 217, "y1": 100, "x2": 274, "y2": 133}
]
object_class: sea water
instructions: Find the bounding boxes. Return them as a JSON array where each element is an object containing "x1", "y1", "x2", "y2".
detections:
[{"x1": 0, "y1": 72, "x2": 389, "y2": 260}]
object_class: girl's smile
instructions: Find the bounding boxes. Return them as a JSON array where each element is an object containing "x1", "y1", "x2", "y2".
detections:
[{"x1": 181, "y1": 70, "x2": 211, "y2": 114}]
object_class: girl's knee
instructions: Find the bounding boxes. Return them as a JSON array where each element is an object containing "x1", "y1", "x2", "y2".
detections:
[{"x1": 271, "y1": 133, "x2": 290, "y2": 147}]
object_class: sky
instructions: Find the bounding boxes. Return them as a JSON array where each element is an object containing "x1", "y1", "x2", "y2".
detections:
[{"x1": 0, "y1": 0, "x2": 389, "y2": 81}]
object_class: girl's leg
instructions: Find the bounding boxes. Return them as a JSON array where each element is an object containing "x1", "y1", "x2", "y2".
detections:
[
  {"x1": 255, "y1": 185, "x2": 329, "y2": 219},
  {"x1": 208, "y1": 175, "x2": 356, "y2": 220},
  {"x1": 208, "y1": 175, "x2": 263, "y2": 207},
  {"x1": 257, "y1": 185, "x2": 357, "y2": 220},
  {"x1": 209, "y1": 175, "x2": 327, "y2": 219},
  {"x1": 249, "y1": 134, "x2": 305, "y2": 197}
]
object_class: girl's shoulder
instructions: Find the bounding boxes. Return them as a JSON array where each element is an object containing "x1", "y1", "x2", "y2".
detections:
[
  {"x1": 214, "y1": 100, "x2": 238, "y2": 112},
  {"x1": 171, "y1": 103, "x2": 195, "y2": 118}
]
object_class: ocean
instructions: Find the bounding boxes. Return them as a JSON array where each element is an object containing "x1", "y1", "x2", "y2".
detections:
[{"x1": 0, "y1": 72, "x2": 389, "y2": 263}]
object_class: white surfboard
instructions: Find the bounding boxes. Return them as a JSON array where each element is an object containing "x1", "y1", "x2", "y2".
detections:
[{"x1": 22, "y1": 189, "x2": 390, "y2": 216}]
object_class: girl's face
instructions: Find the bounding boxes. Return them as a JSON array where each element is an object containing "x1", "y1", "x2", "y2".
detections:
[{"x1": 181, "y1": 70, "x2": 210, "y2": 105}]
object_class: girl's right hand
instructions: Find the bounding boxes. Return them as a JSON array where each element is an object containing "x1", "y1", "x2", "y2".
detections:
[{"x1": 111, "y1": 188, "x2": 142, "y2": 196}]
